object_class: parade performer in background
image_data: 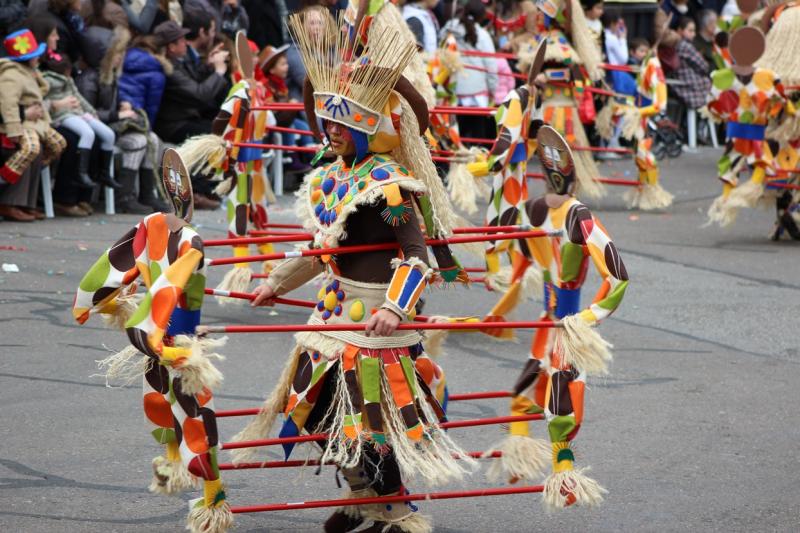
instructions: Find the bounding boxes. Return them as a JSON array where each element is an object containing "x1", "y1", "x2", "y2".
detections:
[
  {"x1": 179, "y1": 33, "x2": 276, "y2": 299},
  {"x1": 486, "y1": 126, "x2": 628, "y2": 510},
  {"x1": 465, "y1": 42, "x2": 547, "y2": 331},
  {"x1": 756, "y1": 1, "x2": 800, "y2": 240},
  {"x1": 231, "y1": 12, "x2": 470, "y2": 533},
  {"x1": 515, "y1": 0, "x2": 606, "y2": 200},
  {"x1": 706, "y1": 27, "x2": 788, "y2": 227},
  {"x1": 71, "y1": 149, "x2": 232, "y2": 533},
  {"x1": 596, "y1": 33, "x2": 674, "y2": 210}
]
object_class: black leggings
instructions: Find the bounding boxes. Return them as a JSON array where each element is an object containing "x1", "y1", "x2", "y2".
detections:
[{"x1": 304, "y1": 361, "x2": 403, "y2": 496}]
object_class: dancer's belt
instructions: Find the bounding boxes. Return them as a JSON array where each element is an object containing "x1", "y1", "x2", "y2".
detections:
[
  {"x1": 544, "y1": 284, "x2": 581, "y2": 319},
  {"x1": 167, "y1": 307, "x2": 201, "y2": 335},
  {"x1": 726, "y1": 122, "x2": 765, "y2": 141}
]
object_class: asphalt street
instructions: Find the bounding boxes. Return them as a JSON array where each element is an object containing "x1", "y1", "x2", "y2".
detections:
[{"x1": 1, "y1": 147, "x2": 798, "y2": 532}]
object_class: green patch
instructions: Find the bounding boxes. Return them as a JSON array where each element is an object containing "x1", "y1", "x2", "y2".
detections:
[
  {"x1": 149, "y1": 261, "x2": 162, "y2": 284},
  {"x1": 126, "y1": 292, "x2": 152, "y2": 327},
  {"x1": 560, "y1": 242, "x2": 584, "y2": 282},
  {"x1": 525, "y1": 404, "x2": 544, "y2": 414},
  {"x1": 151, "y1": 427, "x2": 177, "y2": 444},
  {"x1": 360, "y1": 357, "x2": 381, "y2": 403},
  {"x1": 556, "y1": 447, "x2": 575, "y2": 463},
  {"x1": 184, "y1": 273, "x2": 206, "y2": 311},
  {"x1": 399, "y1": 356, "x2": 417, "y2": 397},
  {"x1": 548, "y1": 415, "x2": 577, "y2": 443},
  {"x1": 79, "y1": 252, "x2": 111, "y2": 292}
]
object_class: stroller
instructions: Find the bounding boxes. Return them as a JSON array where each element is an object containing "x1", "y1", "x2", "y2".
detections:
[{"x1": 648, "y1": 113, "x2": 684, "y2": 160}]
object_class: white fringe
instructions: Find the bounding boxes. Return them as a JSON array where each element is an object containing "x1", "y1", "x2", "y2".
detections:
[
  {"x1": 213, "y1": 177, "x2": 232, "y2": 197},
  {"x1": 382, "y1": 512, "x2": 433, "y2": 533},
  {"x1": 554, "y1": 315, "x2": 612, "y2": 376},
  {"x1": 149, "y1": 455, "x2": 200, "y2": 495},
  {"x1": 94, "y1": 345, "x2": 149, "y2": 387},
  {"x1": 172, "y1": 335, "x2": 227, "y2": 394},
  {"x1": 624, "y1": 183, "x2": 674, "y2": 211},
  {"x1": 215, "y1": 267, "x2": 252, "y2": 306},
  {"x1": 484, "y1": 435, "x2": 550, "y2": 482},
  {"x1": 229, "y1": 347, "x2": 301, "y2": 464},
  {"x1": 422, "y1": 326, "x2": 449, "y2": 358},
  {"x1": 595, "y1": 104, "x2": 615, "y2": 141},
  {"x1": 177, "y1": 134, "x2": 226, "y2": 175},
  {"x1": 620, "y1": 106, "x2": 644, "y2": 141},
  {"x1": 378, "y1": 371, "x2": 476, "y2": 486},
  {"x1": 542, "y1": 468, "x2": 607, "y2": 510},
  {"x1": 447, "y1": 161, "x2": 480, "y2": 215},
  {"x1": 186, "y1": 501, "x2": 233, "y2": 533},
  {"x1": 317, "y1": 363, "x2": 366, "y2": 470},
  {"x1": 706, "y1": 194, "x2": 738, "y2": 227},
  {"x1": 727, "y1": 179, "x2": 764, "y2": 210},
  {"x1": 101, "y1": 292, "x2": 143, "y2": 330}
]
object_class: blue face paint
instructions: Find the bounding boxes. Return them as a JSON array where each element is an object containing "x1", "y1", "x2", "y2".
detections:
[{"x1": 351, "y1": 128, "x2": 369, "y2": 163}]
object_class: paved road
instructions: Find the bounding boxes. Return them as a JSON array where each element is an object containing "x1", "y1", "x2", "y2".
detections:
[{"x1": 1, "y1": 147, "x2": 798, "y2": 532}]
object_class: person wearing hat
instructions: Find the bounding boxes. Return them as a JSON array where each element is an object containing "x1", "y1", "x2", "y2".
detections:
[
  {"x1": 260, "y1": 41, "x2": 313, "y2": 172},
  {"x1": 154, "y1": 13, "x2": 230, "y2": 209},
  {"x1": 0, "y1": 28, "x2": 67, "y2": 220}
]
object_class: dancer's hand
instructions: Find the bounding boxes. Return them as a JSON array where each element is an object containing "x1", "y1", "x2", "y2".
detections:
[
  {"x1": 365, "y1": 309, "x2": 401, "y2": 337},
  {"x1": 251, "y1": 284, "x2": 276, "y2": 307}
]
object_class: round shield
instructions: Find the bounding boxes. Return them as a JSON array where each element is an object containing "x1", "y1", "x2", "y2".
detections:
[
  {"x1": 729, "y1": 27, "x2": 766, "y2": 74},
  {"x1": 236, "y1": 30, "x2": 254, "y2": 82},
  {"x1": 536, "y1": 125, "x2": 576, "y2": 195},
  {"x1": 161, "y1": 148, "x2": 194, "y2": 223}
]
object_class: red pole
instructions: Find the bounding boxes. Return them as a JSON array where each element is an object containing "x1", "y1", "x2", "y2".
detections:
[
  {"x1": 229, "y1": 484, "x2": 544, "y2": 513},
  {"x1": 220, "y1": 414, "x2": 543, "y2": 451},
  {"x1": 215, "y1": 390, "x2": 512, "y2": 419},
  {"x1": 527, "y1": 172, "x2": 640, "y2": 187},
  {"x1": 204, "y1": 234, "x2": 312, "y2": 247},
  {"x1": 219, "y1": 451, "x2": 500, "y2": 471},
  {"x1": 201, "y1": 321, "x2": 558, "y2": 335},
  {"x1": 208, "y1": 229, "x2": 559, "y2": 266},
  {"x1": 235, "y1": 142, "x2": 318, "y2": 153}
]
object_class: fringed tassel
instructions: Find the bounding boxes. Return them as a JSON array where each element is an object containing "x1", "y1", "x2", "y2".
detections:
[
  {"x1": 383, "y1": 512, "x2": 434, "y2": 533},
  {"x1": 215, "y1": 267, "x2": 252, "y2": 306},
  {"x1": 727, "y1": 179, "x2": 764, "y2": 210},
  {"x1": 706, "y1": 193, "x2": 738, "y2": 227},
  {"x1": 440, "y1": 48, "x2": 462, "y2": 74},
  {"x1": 595, "y1": 104, "x2": 615, "y2": 141},
  {"x1": 186, "y1": 499, "x2": 233, "y2": 533},
  {"x1": 172, "y1": 335, "x2": 227, "y2": 394},
  {"x1": 554, "y1": 315, "x2": 612, "y2": 375},
  {"x1": 447, "y1": 161, "x2": 480, "y2": 215},
  {"x1": 757, "y1": 7, "x2": 800, "y2": 86},
  {"x1": 378, "y1": 373, "x2": 476, "y2": 486},
  {"x1": 149, "y1": 455, "x2": 200, "y2": 495},
  {"x1": 620, "y1": 106, "x2": 644, "y2": 141},
  {"x1": 177, "y1": 134, "x2": 227, "y2": 175},
  {"x1": 230, "y1": 347, "x2": 301, "y2": 464},
  {"x1": 317, "y1": 363, "x2": 366, "y2": 470},
  {"x1": 101, "y1": 292, "x2": 143, "y2": 330},
  {"x1": 484, "y1": 435, "x2": 550, "y2": 482},
  {"x1": 624, "y1": 183, "x2": 674, "y2": 210},
  {"x1": 542, "y1": 468, "x2": 607, "y2": 511},
  {"x1": 572, "y1": 116, "x2": 607, "y2": 199},
  {"x1": 422, "y1": 320, "x2": 449, "y2": 358},
  {"x1": 94, "y1": 345, "x2": 150, "y2": 387},
  {"x1": 213, "y1": 177, "x2": 232, "y2": 197},
  {"x1": 484, "y1": 265, "x2": 513, "y2": 293},
  {"x1": 340, "y1": 487, "x2": 378, "y2": 520},
  {"x1": 520, "y1": 263, "x2": 543, "y2": 301}
]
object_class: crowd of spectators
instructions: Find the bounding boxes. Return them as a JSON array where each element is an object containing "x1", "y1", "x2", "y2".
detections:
[{"x1": 0, "y1": 0, "x2": 738, "y2": 222}]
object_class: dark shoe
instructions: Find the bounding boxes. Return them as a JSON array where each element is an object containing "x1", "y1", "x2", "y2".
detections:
[
  {"x1": 193, "y1": 193, "x2": 220, "y2": 210},
  {"x1": 324, "y1": 510, "x2": 364, "y2": 533},
  {"x1": 96, "y1": 150, "x2": 122, "y2": 189},
  {"x1": 74, "y1": 148, "x2": 97, "y2": 189},
  {"x1": 138, "y1": 168, "x2": 170, "y2": 212},
  {"x1": 0, "y1": 205, "x2": 35, "y2": 221},
  {"x1": 117, "y1": 198, "x2": 151, "y2": 214},
  {"x1": 54, "y1": 203, "x2": 89, "y2": 217},
  {"x1": 20, "y1": 207, "x2": 46, "y2": 220},
  {"x1": 77, "y1": 201, "x2": 94, "y2": 215}
]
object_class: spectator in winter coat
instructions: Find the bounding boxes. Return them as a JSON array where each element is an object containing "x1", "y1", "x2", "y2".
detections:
[
  {"x1": 242, "y1": 0, "x2": 287, "y2": 49},
  {"x1": 0, "y1": 29, "x2": 66, "y2": 220},
  {"x1": 76, "y1": 26, "x2": 169, "y2": 215},
  {"x1": 118, "y1": 35, "x2": 171, "y2": 126},
  {"x1": 220, "y1": 0, "x2": 249, "y2": 39},
  {"x1": 672, "y1": 16, "x2": 711, "y2": 110},
  {"x1": 44, "y1": 0, "x2": 86, "y2": 64},
  {"x1": 0, "y1": 0, "x2": 26, "y2": 39},
  {"x1": 693, "y1": 9, "x2": 717, "y2": 68},
  {"x1": 403, "y1": 0, "x2": 440, "y2": 55},
  {"x1": 284, "y1": 4, "x2": 325, "y2": 101},
  {"x1": 153, "y1": 16, "x2": 229, "y2": 143}
]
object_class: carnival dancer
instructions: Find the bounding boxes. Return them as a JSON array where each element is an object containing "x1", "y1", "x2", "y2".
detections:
[
  {"x1": 232, "y1": 12, "x2": 471, "y2": 533},
  {"x1": 465, "y1": 42, "x2": 547, "y2": 331},
  {"x1": 756, "y1": 1, "x2": 800, "y2": 240},
  {"x1": 596, "y1": 35, "x2": 674, "y2": 210},
  {"x1": 515, "y1": 0, "x2": 607, "y2": 200},
  {"x1": 706, "y1": 27, "x2": 788, "y2": 227},
  {"x1": 485, "y1": 126, "x2": 628, "y2": 509},
  {"x1": 72, "y1": 149, "x2": 232, "y2": 533},
  {"x1": 180, "y1": 33, "x2": 276, "y2": 299}
]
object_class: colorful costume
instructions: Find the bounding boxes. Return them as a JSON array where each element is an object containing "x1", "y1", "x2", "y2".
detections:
[
  {"x1": 230, "y1": 13, "x2": 469, "y2": 533},
  {"x1": 598, "y1": 52, "x2": 674, "y2": 210},
  {"x1": 515, "y1": 0, "x2": 606, "y2": 200},
  {"x1": 706, "y1": 27, "x2": 787, "y2": 227},
  {"x1": 179, "y1": 33, "x2": 276, "y2": 299},
  {"x1": 487, "y1": 126, "x2": 628, "y2": 510},
  {"x1": 71, "y1": 150, "x2": 232, "y2": 533}
]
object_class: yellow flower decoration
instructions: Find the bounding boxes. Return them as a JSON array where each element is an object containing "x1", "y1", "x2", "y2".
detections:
[{"x1": 13, "y1": 35, "x2": 32, "y2": 55}]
